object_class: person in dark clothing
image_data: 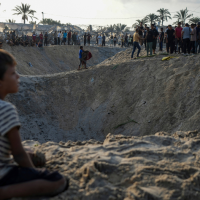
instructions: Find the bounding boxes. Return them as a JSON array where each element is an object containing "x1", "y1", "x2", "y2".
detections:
[
  {"x1": 114, "y1": 35, "x2": 117, "y2": 46},
  {"x1": 166, "y1": 25, "x2": 175, "y2": 54},
  {"x1": 196, "y1": 22, "x2": 200, "y2": 53},
  {"x1": 159, "y1": 28, "x2": 164, "y2": 51},
  {"x1": 143, "y1": 24, "x2": 147, "y2": 50},
  {"x1": 84, "y1": 33, "x2": 87, "y2": 46},
  {"x1": 68, "y1": 30, "x2": 71, "y2": 45},
  {"x1": 139, "y1": 22, "x2": 144, "y2": 45},
  {"x1": 151, "y1": 24, "x2": 159, "y2": 54},
  {"x1": 87, "y1": 33, "x2": 91, "y2": 46},
  {"x1": 44, "y1": 32, "x2": 48, "y2": 46},
  {"x1": 102, "y1": 34, "x2": 105, "y2": 46},
  {"x1": 12, "y1": 31, "x2": 15, "y2": 43},
  {"x1": 145, "y1": 27, "x2": 154, "y2": 56},
  {"x1": 125, "y1": 33, "x2": 128, "y2": 47}
]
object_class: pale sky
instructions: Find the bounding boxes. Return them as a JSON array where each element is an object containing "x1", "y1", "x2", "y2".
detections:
[{"x1": 0, "y1": 0, "x2": 200, "y2": 27}]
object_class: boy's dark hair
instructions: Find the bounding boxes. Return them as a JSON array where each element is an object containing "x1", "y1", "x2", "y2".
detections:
[
  {"x1": 161, "y1": 28, "x2": 163, "y2": 30},
  {"x1": 0, "y1": 50, "x2": 17, "y2": 80},
  {"x1": 80, "y1": 46, "x2": 83, "y2": 49}
]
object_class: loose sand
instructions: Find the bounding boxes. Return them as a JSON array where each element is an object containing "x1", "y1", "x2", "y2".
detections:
[{"x1": 20, "y1": 131, "x2": 200, "y2": 200}]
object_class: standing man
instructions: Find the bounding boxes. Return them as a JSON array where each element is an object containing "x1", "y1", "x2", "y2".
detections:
[
  {"x1": 196, "y1": 22, "x2": 200, "y2": 53},
  {"x1": 98, "y1": 34, "x2": 102, "y2": 46},
  {"x1": 102, "y1": 34, "x2": 105, "y2": 46},
  {"x1": 68, "y1": 30, "x2": 71, "y2": 45},
  {"x1": 125, "y1": 33, "x2": 128, "y2": 47},
  {"x1": 63, "y1": 31, "x2": 67, "y2": 45},
  {"x1": 57, "y1": 31, "x2": 61, "y2": 45},
  {"x1": 87, "y1": 32, "x2": 92, "y2": 46},
  {"x1": 190, "y1": 24, "x2": 196, "y2": 54},
  {"x1": 131, "y1": 29, "x2": 141, "y2": 58},
  {"x1": 143, "y1": 24, "x2": 147, "y2": 50},
  {"x1": 175, "y1": 22, "x2": 183, "y2": 54},
  {"x1": 72, "y1": 32, "x2": 76, "y2": 45},
  {"x1": 32, "y1": 32, "x2": 36, "y2": 44},
  {"x1": 54, "y1": 31, "x2": 57, "y2": 45},
  {"x1": 84, "y1": 33, "x2": 87, "y2": 46},
  {"x1": 139, "y1": 22, "x2": 144, "y2": 46},
  {"x1": 152, "y1": 24, "x2": 159, "y2": 54},
  {"x1": 166, "y1": 25, "x2": 175, "y2": 54},
  {"x1": 39, "y1": 32, "x2": 43, "y2": 44},
  {"x1": 12, "y1": 30, "x2": 16, "y2": 43},
  {"x1": 181, "y1": 23, "x2": 191, "y2": 55},
  {"x1": 44, "y1": 32, "x2": 48, "y2": 46},
  {"x1": 159, "y1": 28, "x2": 164, "y2": 51},
  {"x1": 145, "y1": 27, "x2": 153, "y2": 56}
]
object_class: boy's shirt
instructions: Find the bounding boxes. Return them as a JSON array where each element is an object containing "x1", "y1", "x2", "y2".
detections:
[
  {"x1": 79, "y1": 49, "x2": 83, "y2": 59},
  {"x1": 0, "y1": 100, "x2": 21, "y2": 179}
]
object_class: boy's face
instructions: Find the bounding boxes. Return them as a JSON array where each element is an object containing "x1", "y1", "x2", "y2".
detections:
[{"x1": 0, "y1": 65, "x2": 19, "y2": 94}]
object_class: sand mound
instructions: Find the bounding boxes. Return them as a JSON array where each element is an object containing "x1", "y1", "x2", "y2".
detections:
[
  {"x1": 19, "y1": 131, "x2": 200, "y2": 200},
  {"x1": 3, "y1": 44, "x2": 124, "y2": 75}
]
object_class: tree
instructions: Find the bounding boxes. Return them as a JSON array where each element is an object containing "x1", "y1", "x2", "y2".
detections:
[
  {"x1": 107, "y1": 24, "x2": 115, "y2": 32},
  {"x1": 132, "y1": 17, "x2": 148, "y2": 27},
  {"x1": 145, "y1": 13, "x2": 159, "y2": 25},
  {"x1": 114, "y1": 23, "x2": 127, "y2": 32},
  {"x1": 29, "y1": 21, "x2": 37, "y2": 24},
  {"x1": 189, "y1": 17, "x2": 200, "y2": 24},
  {"x1": 124, "y1": 27, "x2": 130, "y2": 32},
  {"x1": 173, "y1": 8, "x2": 193, "y2": 26},
  {"x1": 157, "y1": 8, "x2": 171, "y2": 26},
  {"x1": 39, "y1": 18, "x2": 63, "y2": 26},
  {"x1": 12, "y1": 3, "x2": 37, "y2": 24},
  {"x1": 6, "y1": 19, "x2": 16, "y2": 23}
]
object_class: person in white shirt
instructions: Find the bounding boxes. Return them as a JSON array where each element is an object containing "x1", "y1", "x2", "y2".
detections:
[
  {"x1": 57, "y1": 31, "x2": 61, "y2": 45},
  {"x1": 98, "y1": 34, "x2": 102, "y2": 46}
]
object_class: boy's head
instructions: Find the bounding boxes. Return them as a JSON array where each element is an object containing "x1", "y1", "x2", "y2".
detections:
[
  {"x1": 178, "y1": 22, "x2": 181, "y2": 27},
  {"x1": 161, "y1": 28, "x2": 163, "y2": 31},
  {"x1": 0, "y1": 50, "x2": 19, "y2": 97},
  {"x1": 80, "y1": 46, "x2": 83, "y2": 50}
]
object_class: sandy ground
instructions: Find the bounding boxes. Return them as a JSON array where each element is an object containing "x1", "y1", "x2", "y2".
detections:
[{"x1": 15, "y1": 131, "x2": 200, "y2": 200}]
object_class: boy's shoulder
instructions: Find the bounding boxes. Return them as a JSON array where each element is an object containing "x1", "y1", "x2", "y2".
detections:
[
  {"x1": 0, "y1": 100, "x2": 21, "y2": 136},
  {"x1": 0, "y1": 99, "x2": 15, "y2": 110}
]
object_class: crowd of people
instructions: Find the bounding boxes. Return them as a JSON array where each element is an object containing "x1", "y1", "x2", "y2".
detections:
[
  {"x1": 131, "y1": 22, "x2": 200, "y2": 58},
  {"x1": 3, "y1": 30, "x2": 81, "y2": 47}
]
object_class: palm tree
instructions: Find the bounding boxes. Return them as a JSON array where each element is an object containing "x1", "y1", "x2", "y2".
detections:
[
  {"x1": 6, "y1": 19, "x2": 16, "y2": 23},
  {"x1": 29, "y1": 21, "x2": 37, "y2": 24},
  {"x1": 173, "y1": 8, "x2": 193, "y2": 26},
  {"x1": 12, "y1": 3, "x2": 37, "y2": 24},
  {"x1": 189, "y1": 17, "x2": 200, "y2": 24},
  {"x1": 114, "y1": 23, "x2": 127, "y2": 32},
  {"x1": 157, "y1": 8, "x2": 171, "y2": 26},
  {"x1": 145, "y1": 13, "x2": 159, "y2": 25},
  {"x1": 39, "y1": 18, "x2": 62, "y2": 26},
  {"x1": 132, "y1": 17, "x2": 148, "y2": 27},
  {"x1": 106, "y1": 24, "x2": 115, "y2": 32}
]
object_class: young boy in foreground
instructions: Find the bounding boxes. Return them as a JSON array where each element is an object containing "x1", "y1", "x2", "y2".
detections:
[{"x1": 0, "y1": 50, "x2": 68, "y2": 200}]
